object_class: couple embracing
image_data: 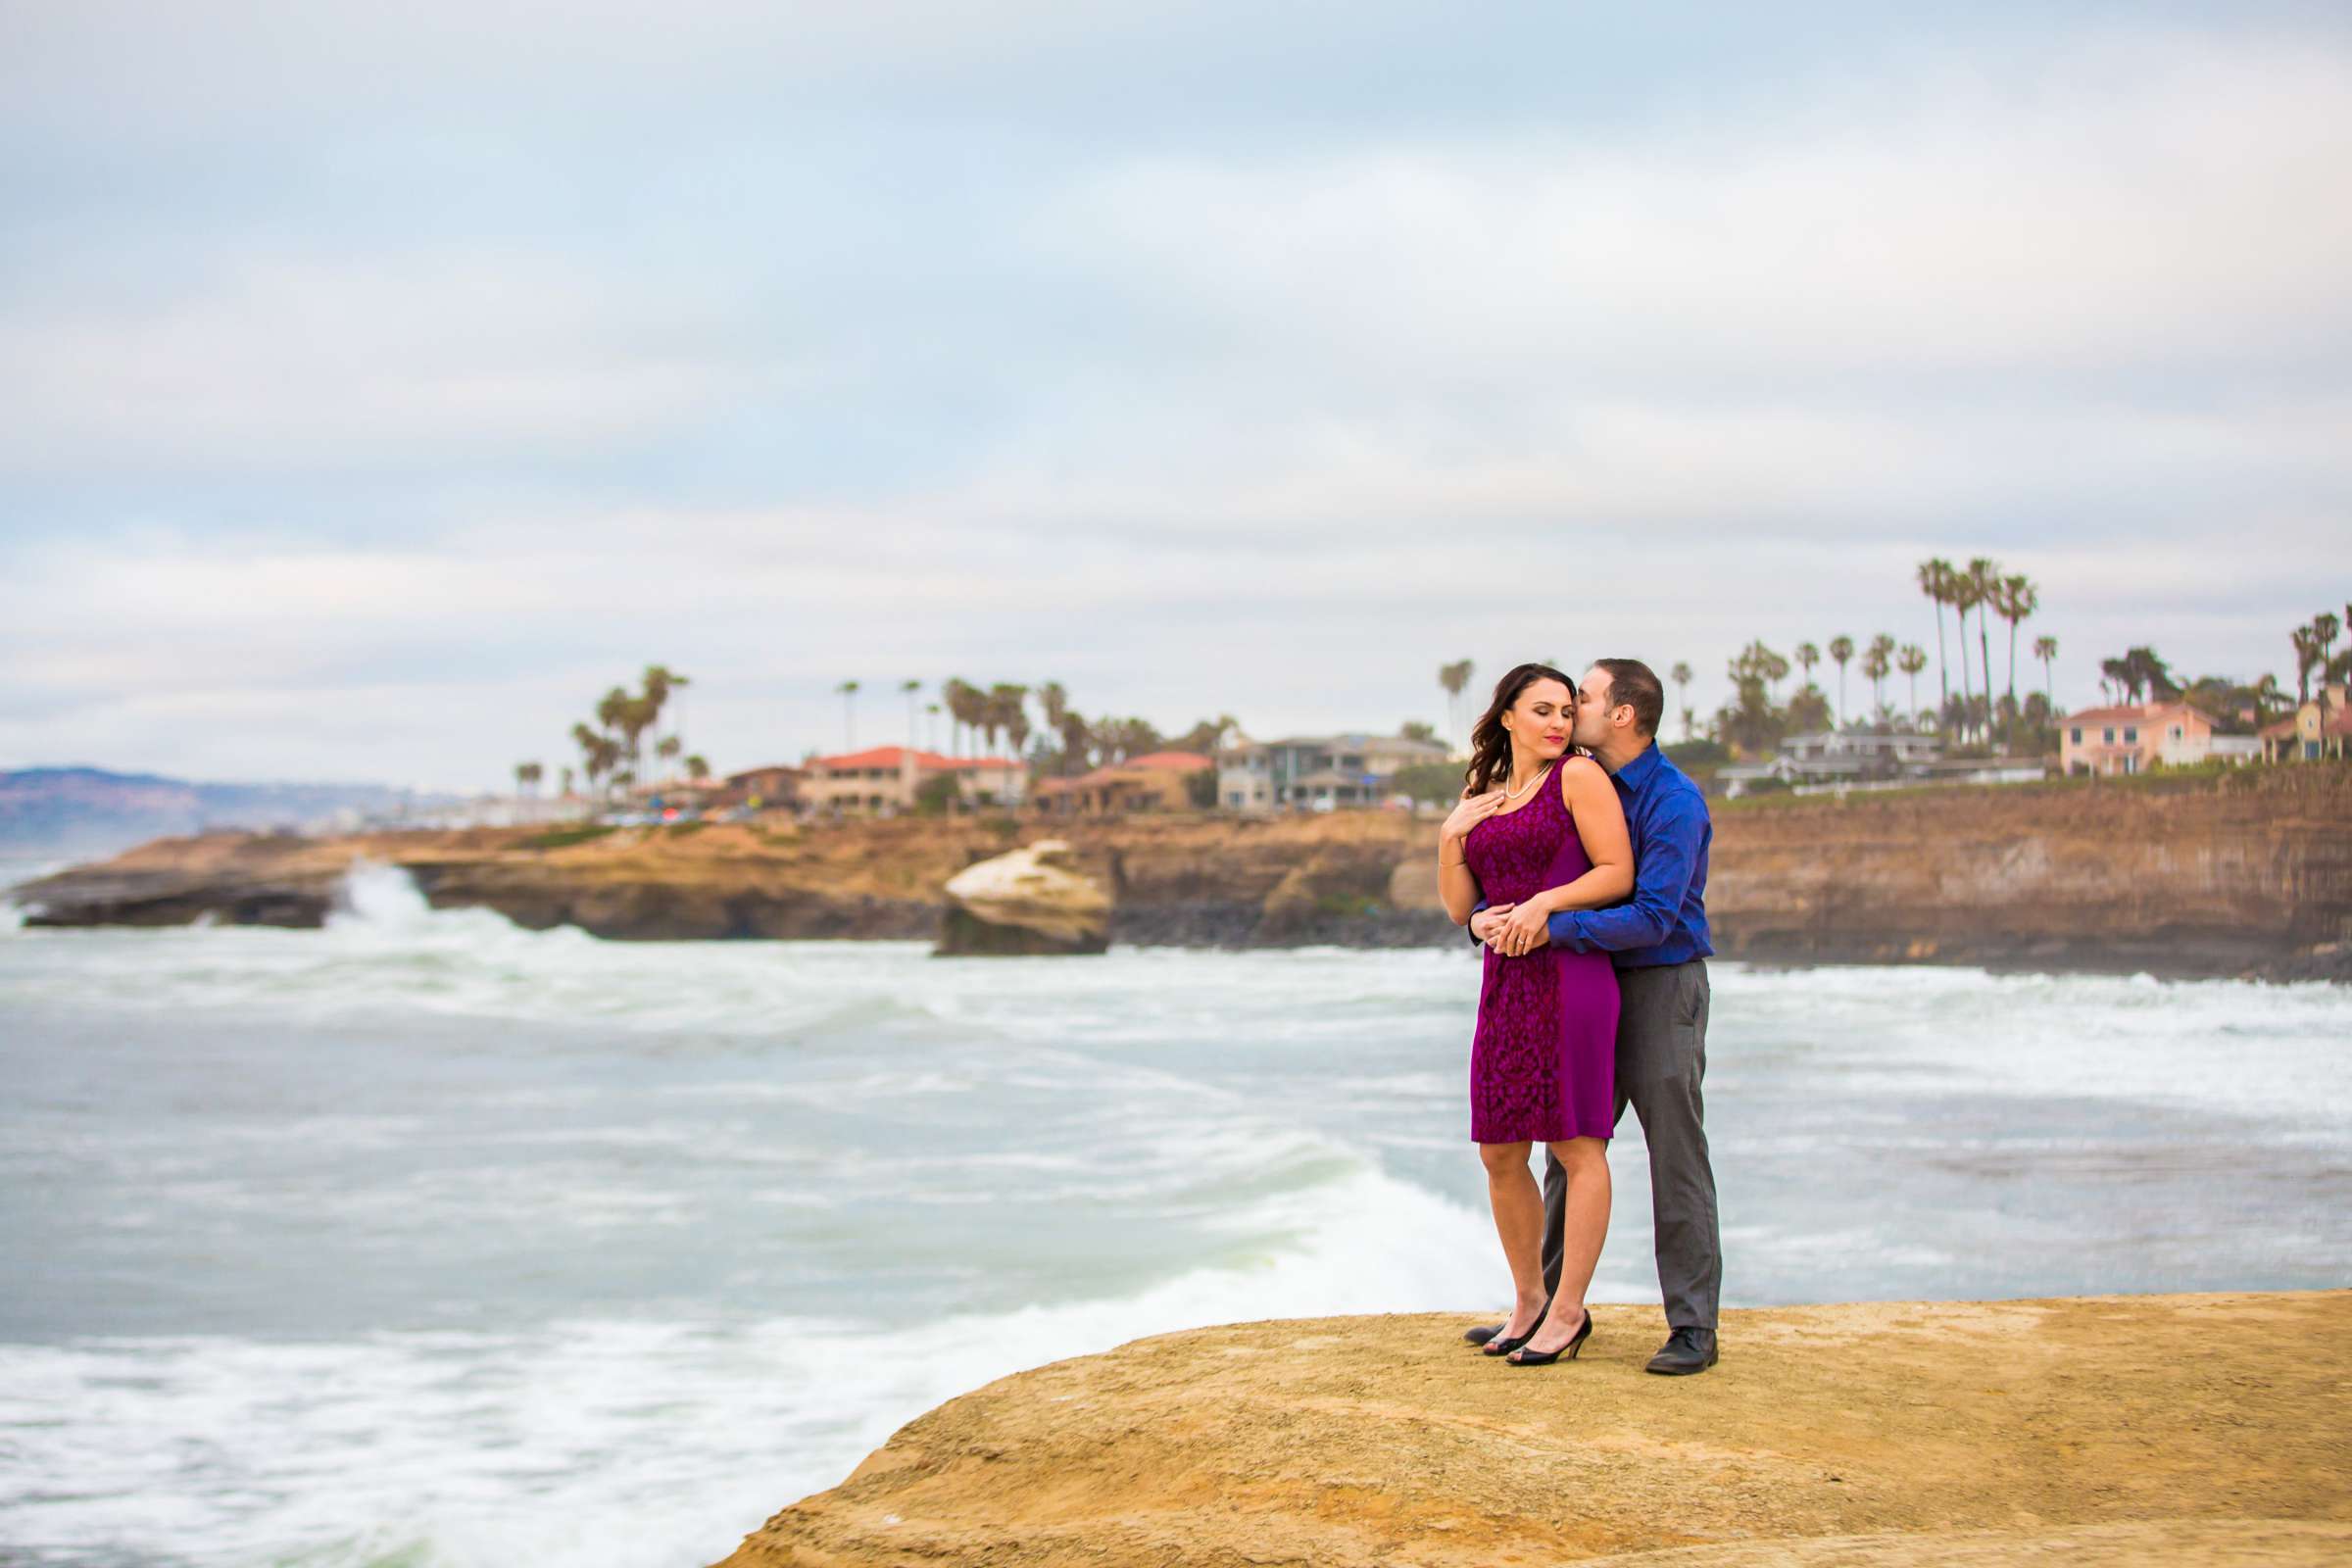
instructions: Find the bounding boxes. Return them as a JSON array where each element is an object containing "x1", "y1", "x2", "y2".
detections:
[{"x1": 1437, "y1": 659, "x2": 1721, "y2": 1376}]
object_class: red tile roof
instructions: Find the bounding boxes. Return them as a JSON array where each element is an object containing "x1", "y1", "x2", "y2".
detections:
[{"x1": 2060, "y1": 701, "x2": 2202, "y2": 728}]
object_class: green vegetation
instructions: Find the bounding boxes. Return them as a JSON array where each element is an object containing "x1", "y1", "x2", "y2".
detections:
[
  {"x1": 522, "y1": 824, "x2": 617, "y2": 851},
  {"x1": 1386, "y1": 760, "x2": 1468, "y2": 806},
  {"x1": 662, "y1": 819, "x2": 710, "y2": 839},
  {"x1": 912, "y1": 773, "x2": 962, "y2": 815}
]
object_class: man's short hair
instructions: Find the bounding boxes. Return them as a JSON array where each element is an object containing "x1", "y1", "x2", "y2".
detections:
[{"x1": 1592, "y1": 659, "x2": 1665, "y2": 738}]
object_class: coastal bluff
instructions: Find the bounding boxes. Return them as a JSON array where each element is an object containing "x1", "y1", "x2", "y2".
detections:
[
  {"x1": 714, "y1": 1293, "x2": 2352, "y2": 1568},
  {"x1": 11, "y1": 763, "x2": 2350, "y2": 980}
]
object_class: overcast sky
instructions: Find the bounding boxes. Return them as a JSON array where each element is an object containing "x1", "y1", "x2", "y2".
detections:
[{"x1": 3, "y1": 1, "x2": 2348, "y2": 791}]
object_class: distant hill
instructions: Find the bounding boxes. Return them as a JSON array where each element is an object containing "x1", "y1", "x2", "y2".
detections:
[{"x1": 0, "y1": 766, "x2": 462, "y2": 859}]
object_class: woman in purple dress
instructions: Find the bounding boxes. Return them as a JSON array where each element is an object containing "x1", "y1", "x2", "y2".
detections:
[{"x1": 1439, "y1": 663, "x2": 1633, "y2": 1366}]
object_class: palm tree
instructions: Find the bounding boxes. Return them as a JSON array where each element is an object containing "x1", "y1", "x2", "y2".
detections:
[
  {"x1": 1794, "y1": 642, "x2": 1820, "y2": 693},
  {"x1": 1995, "y1": 574, "x2": 2037, "y2": 710},
  {"x1": 925, "y1": 702, "x2": 943, "y2": 753},
  {"x1": 1828, "y1": 635, "x2": 1855, "y2": 725},
  {"x1": 559, "y1": 765, "x2": 574, "y2": 799},
  {"x1": 1896, "y1": 645, "x2": 1928, "y2": 720},
  {"x1": 2316, "y1": 612, "x2": 2343, "y2": 730},
  {"x1": 1761, "y1": 643, "x2": 1790, "y2": 702},
  {"x1": 1669, "y1": 662, "x2": 1692, "y2": 737},
  {"x1": 639, "y1": 665, "x2": 689, "y2": 772},
  {"x1": 2291, "y1": 624, "x2": 2321, "y2": 705},
  {"x1": 1863, "y1": 634, "x2": 1896, "y2": 718},
  {"x1": 571, "y1": 721, "x2": 620, "y2": 803},
  {"x1": 942, "y1": 678, "x2": 985, "y2": 756},
  {"x1": 514, "y1": 760, "x2": 541, "y2": 797},
  {"x1": 657, "y1": 734, "x2": 682, "y2": 781},
  {"x1": 1057, "y1": 711, "x2": 1091, "y2": 771},
  {"x1": 595, "y1": 684, "x2": 631, "y2": 758},
  {"x1": 685, "y1": 754, "x2": 710, "y2": 782},
  {"x1": 2034, "y1": 635, "x2": 2058, "y2": 717},
  {"x1": 989, "y1": 683, "x2": 1032, "y2": 758},
  {"x1": 902, "y1": 678, "x2": 922, "y2": 748},
  {"x1": 1917, "y1": 559, "x2": 1955, "y2": 715},
  {"x1": 1948, "y1": 571, "x2": 1980, "y2": 735},
  {"x1": 835, "y1": 679, "x2": 860, "y2": 751},
  {"x1": 1965, "y1": 559, "x2": 1998, "y2": 724},
  {"x1": 1438, "y1": 660, "x2": 1475, "y2": 749},
  {"x1": 2249, "y1": 673, "x2": 2282, "y2": 724}
]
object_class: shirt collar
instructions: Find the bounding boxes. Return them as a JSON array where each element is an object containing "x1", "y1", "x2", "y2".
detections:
[{"x1": 1610, "y1": 741, "x2": 1663, "y2": 790}]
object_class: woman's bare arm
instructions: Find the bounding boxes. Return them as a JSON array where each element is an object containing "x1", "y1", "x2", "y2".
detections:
[{"x1": 1438, "y1": 786, "x2": 1507, "y2": 925}]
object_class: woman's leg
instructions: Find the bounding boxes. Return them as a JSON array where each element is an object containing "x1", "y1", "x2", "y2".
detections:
[
  {"x1": 1479, "y1": 1140, "x2": 1548, "y2": 1340},
  {"x1": 1517, "y1": 1136, "x2": 1610, "y2": 1354}
]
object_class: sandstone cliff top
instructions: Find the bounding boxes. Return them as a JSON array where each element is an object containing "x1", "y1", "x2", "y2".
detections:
[{"x1": 714, "y1": 1292, "x2": 2350, "y2": 1568}]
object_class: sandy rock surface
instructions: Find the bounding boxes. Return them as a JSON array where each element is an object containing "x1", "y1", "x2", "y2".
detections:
[
  {"x1": 938, "y1": 839, "x2": 1111, "y2": 954},
  {"x1": 713, "y1": 1292, "x2": 2351, "y2": 1568}
]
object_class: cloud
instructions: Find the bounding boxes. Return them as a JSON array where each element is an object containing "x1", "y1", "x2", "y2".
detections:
[{"x1": 0, "y1": 12, "x2": 2347, "y2": 786}]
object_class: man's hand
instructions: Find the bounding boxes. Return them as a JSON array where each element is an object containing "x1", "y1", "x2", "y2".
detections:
[
  {"x1": 1494, "y1": 898, "x2": 1553, "y2": 957},
  {"x1": 1468, "y1": 902, "x2": 1516, "y2": 946}
]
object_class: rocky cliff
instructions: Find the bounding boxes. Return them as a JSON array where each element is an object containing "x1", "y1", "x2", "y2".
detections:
[
  {"x1": 11, "y1": 764, "x2": 2350, "y2": 980},
  {"x1": 710, "y1": 1292, "x2": 2350, "y2": 1568}
]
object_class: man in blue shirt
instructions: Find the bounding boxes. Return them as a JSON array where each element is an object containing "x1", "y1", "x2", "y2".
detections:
[{"x1": 1465, "y1": 659, "x2": 1722, "y2": 1375}]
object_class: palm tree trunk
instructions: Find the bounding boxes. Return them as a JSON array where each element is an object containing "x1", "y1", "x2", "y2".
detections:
[
  {"x1": 1933, "y1": 594, "x2": 1949, "y2": 716},
  {"x1": 1978, "y1": 612, "x2": 1993, "y2": 728},
  {"x1": 1955, "y1": 609, "x2": 1973, "y2": 723}
]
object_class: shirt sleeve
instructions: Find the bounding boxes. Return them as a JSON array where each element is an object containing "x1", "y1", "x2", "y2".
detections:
[
  {"x1": 1547, "y1": 789, "x2": 1700, "y2": 954},
  {"x1": 1467, "y1": 897, "x2": 1488, "y2": 944}
]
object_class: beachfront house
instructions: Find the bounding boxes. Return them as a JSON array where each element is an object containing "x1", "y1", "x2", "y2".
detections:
[
  {"x1": 1215, "y1": 733, "x2": 1449, "y2": 811},
  {"x1": 717, "y1": 764, "x2": 804, "y2": 812},
  {"x1": 1031, "y1": 751, "x2": 1214, "y2": 815},
  {"x1": 799, "y1": 746, "x2": 1026, "y2": 814},
  {"x1": 1715, "y1": 730, "x2": 1945, "y2": 797},
  {"x1": 2260, "y1": 686, "x2": 2352, "y2": 763},
  {"x1": 2057, "y1": 700, "x2": 2260, "y2": 776}
]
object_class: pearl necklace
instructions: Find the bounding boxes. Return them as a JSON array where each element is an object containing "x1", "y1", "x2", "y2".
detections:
[{"x1": 1498, "y1": 760, "x2": 1555, "y2": 804}]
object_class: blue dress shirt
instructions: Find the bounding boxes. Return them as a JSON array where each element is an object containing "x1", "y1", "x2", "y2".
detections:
[{"x1": 1473, "y1": 743, "x2": 1713, "y2": 969}]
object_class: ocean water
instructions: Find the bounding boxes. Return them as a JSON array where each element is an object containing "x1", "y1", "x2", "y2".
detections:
[{"x1": 2, "y1": 860, "x2": 2347, "y2": 1568}]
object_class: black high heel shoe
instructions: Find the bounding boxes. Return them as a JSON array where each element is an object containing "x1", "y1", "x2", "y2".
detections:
[
  {"x1": 1482, "y1": 1299, "x2": 1551, "y2": 1356},
  {"x1": 1507, "y1": 1307, "x2": 1592, "y2": 1366}
]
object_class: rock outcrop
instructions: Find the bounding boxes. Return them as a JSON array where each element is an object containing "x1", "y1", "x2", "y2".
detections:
[
  {"x1": 711, "y1": 1292, "x2": 2351, "y2": 1568},
  {"x1": 937, "y1": 840, "x2": 1111, "y2": 956},
  {"x1": 11, "y1": 764, "x2": 2350, "y2": 978}
]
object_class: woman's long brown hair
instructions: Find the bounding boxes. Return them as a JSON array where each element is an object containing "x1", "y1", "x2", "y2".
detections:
[{"x1": 1464, "y1": 662, "x2": 1577, "y2": 796}]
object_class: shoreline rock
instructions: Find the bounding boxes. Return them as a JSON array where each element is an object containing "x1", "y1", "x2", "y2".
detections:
[
  {"x1": 937, "y1": 840, "x2": 1111, "y2": 956},
  {"x1": 711, "y1": 1292, "x2": 2352, "y2": 1568}
]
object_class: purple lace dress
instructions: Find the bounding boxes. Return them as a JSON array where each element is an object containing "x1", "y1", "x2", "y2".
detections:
[{"x1": 1463, "y1": 765, "x2": 1622, "y2": 1144}]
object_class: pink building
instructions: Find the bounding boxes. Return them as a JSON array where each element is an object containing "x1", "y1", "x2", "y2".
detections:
[
  {"x1": 2059, "y1": 701, "x2": 2213, "y2": 776},
  {"x1": 800, "y1": 746, "x2": 1026, "y2": 813}
]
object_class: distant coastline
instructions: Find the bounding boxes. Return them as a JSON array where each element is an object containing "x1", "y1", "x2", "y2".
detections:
[{"x1": 10, "y1": 764, "x2": 2348, "y2": 983}]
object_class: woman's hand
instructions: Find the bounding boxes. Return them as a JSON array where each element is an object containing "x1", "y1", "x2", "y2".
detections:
[
  {"x1": 1493, "y1": 896, "x2": 1554, "y2": 957},
  {"x1": 1441, "y1": 787, "x2": 1506, "y2": 846}
]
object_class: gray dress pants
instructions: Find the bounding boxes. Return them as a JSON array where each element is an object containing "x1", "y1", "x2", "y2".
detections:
[{"x1": 1540, "y1": 958, "x2": 1720, "y2": 1330}]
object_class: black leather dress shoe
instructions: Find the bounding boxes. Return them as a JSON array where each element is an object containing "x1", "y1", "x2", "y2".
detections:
[
  {"x1": 1463, "y1": 1321, "x2": 1504, "y2": 1346},
  {"x1": 1644, "y1": 1326, "x2": 1718, "y2": 1375}
]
